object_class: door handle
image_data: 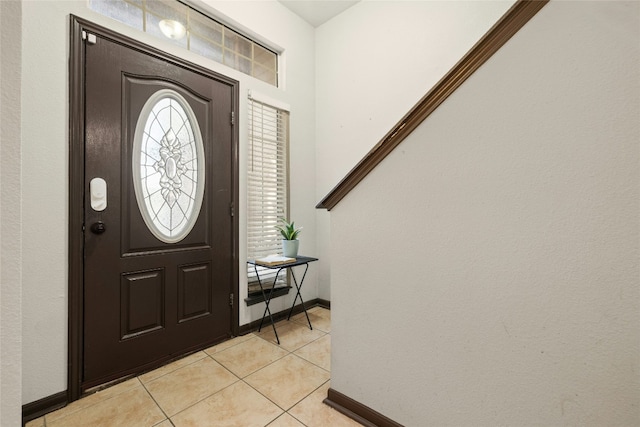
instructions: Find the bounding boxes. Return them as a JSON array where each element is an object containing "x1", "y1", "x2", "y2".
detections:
[{"x1": 90, "y1": 221, "x2": 106, "y2": 235}]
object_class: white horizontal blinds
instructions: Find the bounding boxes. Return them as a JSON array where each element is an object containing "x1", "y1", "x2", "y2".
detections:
[{"x1": 247, "y1": 97, "x2": 290, "y2": 287}]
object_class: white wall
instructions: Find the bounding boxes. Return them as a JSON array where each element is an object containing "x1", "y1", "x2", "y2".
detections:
[
  {"x1": 315, "y1": 0, "x2": 514, "y2": 300},
  {"x1": 15, "y1": 0, "x2": 316, "y2": 405},
  {"x1": 20, "y1": 0, "x2": 70, "y2": 406},
  {"x1": 1, "y1": 2, "x2": 23, "y2": 425},
  {"x1": 330, "y1": 1, "x2": 639, "y2": 425}
]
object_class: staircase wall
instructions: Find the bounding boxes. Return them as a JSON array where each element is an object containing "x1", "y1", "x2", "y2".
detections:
[{"x1": 329, "y1": 1, "x2": 639, "y2": 425}]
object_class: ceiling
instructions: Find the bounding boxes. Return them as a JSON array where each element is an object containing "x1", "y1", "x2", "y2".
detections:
[{"x1": 278, "y1": 0, "x2": 360, "y2": 27}]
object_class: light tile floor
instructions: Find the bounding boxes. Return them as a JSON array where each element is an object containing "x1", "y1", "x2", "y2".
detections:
[{"x1": 26, "y1": 307, "x2": 362, "y2": 427}]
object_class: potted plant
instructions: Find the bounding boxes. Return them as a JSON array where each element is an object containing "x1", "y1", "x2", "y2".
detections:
[{"x1": 276, "y1": 218, "x2": 302, "y2": 258}]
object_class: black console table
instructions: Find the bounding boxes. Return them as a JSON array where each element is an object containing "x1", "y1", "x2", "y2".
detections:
[{"x1": 247, "y1": 256, "x2": 318, "y2": 344}]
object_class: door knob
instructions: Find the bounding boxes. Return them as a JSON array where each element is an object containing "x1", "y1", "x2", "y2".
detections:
[{"x1": 90, "y1": 221, "x2": 106, "y2": 235}]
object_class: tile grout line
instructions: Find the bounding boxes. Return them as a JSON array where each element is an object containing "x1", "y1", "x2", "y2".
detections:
[
  {"x1": 289, "y1": 350, "x2": 330, "y2": 374},
  {"x1": 283, "y1": 378, "x2": 332, "y2": 427},
  {"x1": 238, "y1": 327, "x2": 332, "y2": 425},
  {"x1": 284, "y1": 378, "x2": 332, "y2": 418},
  {"x1": 211, "y1": 335, "x2": 290, "y2": 378},
  {"x1": 236, "y1": 341, "x2": 297, "y2": 415},
  {"x1": 139, "y1": 376, "x2": 173, "y2": 423},
  {"x1": 143, "y1": 343, "x2": 249, "y2": 424},
  {"x1": 166, "y1": 377, "x2": 244, "y2": 423}
]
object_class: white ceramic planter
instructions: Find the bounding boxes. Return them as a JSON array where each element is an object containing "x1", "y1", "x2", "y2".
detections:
[{"x1": 282, "y1": 239, "x2": 299, "y2": 258}]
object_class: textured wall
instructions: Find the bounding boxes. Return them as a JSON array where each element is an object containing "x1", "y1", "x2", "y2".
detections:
[
  {"x1": 330, "y1": 1, "x2": 639, "y2": 425},
  {"x1": 1, "y1": 1, "x2": 23, "y2": 425},
  {"x1": 20, "y1": 0, "x2": 70, "y2": 404}
]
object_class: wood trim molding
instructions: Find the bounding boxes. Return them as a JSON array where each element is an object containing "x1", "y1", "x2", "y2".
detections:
[
  {"x1": 68, "y1": 15, "x2": 86, "y2": 403},
  {"x1": 316, "y1": 0, "x2": 549, "y2": 211},
  {"x1": 317, "y1": 298, "x2": 331, "y2": 309},
  {"x1": 22, "y1": 391, "x2": 68, "y2": 425},
  {"x1": 324, "y1": 388, "x2": 404, "y2": 427}
]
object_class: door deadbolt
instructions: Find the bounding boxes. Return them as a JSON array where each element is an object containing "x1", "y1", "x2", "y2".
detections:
[{"x1": 90, "y1": 221, "x2": 106, "y2": 235}]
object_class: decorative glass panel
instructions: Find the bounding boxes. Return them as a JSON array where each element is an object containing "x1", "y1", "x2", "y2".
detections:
[{"x1": 132, "y1": 89, "x2": 205, "y2": 243}]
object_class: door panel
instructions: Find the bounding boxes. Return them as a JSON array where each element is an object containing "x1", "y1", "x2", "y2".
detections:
[
  {"x1": 82, "y1": 33, "x2": 235, "y2": 388},
  {"x1": 177, "y1": 262, "x2": 212, "y2": 322},
  {"x1": 120, "y1": 269, "x2": 164, "y2": 339}
]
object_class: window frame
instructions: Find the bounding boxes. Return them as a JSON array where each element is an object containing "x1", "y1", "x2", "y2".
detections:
[{"x1": 246, "y1": 92, "x2": 291, "y2": 295}]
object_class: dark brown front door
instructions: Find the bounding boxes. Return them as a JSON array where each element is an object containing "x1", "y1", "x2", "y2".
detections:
[{"x1": 81, "y1": 28, "x2": 237, "y2": 389}]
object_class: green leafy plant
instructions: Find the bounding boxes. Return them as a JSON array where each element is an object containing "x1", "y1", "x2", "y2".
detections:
[{"x1": 275, "y1": 218, "x2": 302, "y2": 240}]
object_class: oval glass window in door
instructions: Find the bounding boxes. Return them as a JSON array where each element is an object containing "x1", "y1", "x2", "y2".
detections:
[{"x1": 132, "y1": 89, "x2": 205, "y2": 243}]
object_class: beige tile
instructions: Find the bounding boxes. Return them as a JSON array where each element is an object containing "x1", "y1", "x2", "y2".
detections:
[
  {"x1": 291, "y1": 310, "x2": 331, "y2": 332},
  {"x1": 289, "y1": 382, "x2": 363, "y2": 427},
  {"x1": 145, "y1": 357, "x2": 238, "y2": 416},
  {"x1": 171, "y1": 381, "x2": 282, "y2": 427},
  {"x1": 203, "y1": 333, "x2": 257, "y2": 356},
  {"x1": 139, "y1": 351, "x2": 208, "y2": 384},
  {"x1": 25, "y1": 417, "x2": 45, "y2": 427},
  {"x1": 47, "y1": 386, "x2": 165, "y2": 427},
  {"x1": 308, "y1": 306, "x2": 331, "y2": 319},
  {"x1": 153, "y1": 421, "x2": 173, "y2": 427},
  {"x1": 258, "y1": 320, "x2": 327, "y2": 351},
  {"x1": 211, "y1": 336, "x2": 288, "y2": 377},
  {"x1": 245, "y1": 354, "x2": 330, "y2": 410},
  {"x1": 289, "y1": 311, "x2": 312, "y2": 327},
  {"x1": 294, "y1": 333, "x2": 331, "y2": 371},
  {"x1": 268, "y1": 413, "x2": 306, "y2": 426},
  {"x1": 45, "y1": 378, "x2": 142, "y2": 423}
]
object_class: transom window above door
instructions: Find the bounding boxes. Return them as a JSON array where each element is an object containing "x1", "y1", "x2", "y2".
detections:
[{"x1": 89, "y1": 0, "x2": 279, "y2": 86}]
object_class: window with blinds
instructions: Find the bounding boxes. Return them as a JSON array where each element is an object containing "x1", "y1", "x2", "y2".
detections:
[{"x1": 247, "y1": 97, "x2": 290, "y2": 293}]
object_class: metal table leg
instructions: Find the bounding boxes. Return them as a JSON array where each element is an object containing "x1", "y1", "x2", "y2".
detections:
[
  {"x1": 287, "y1": 263, "x2": 312, "y2": 330},
  {"x1": 255, "y1": 265, "x2": 284, "y2": 344}
]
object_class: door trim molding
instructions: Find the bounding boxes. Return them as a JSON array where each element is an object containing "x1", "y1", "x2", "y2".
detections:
[{"x1": 68, "y1": 15, "x2": 240, "y2": 401}]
